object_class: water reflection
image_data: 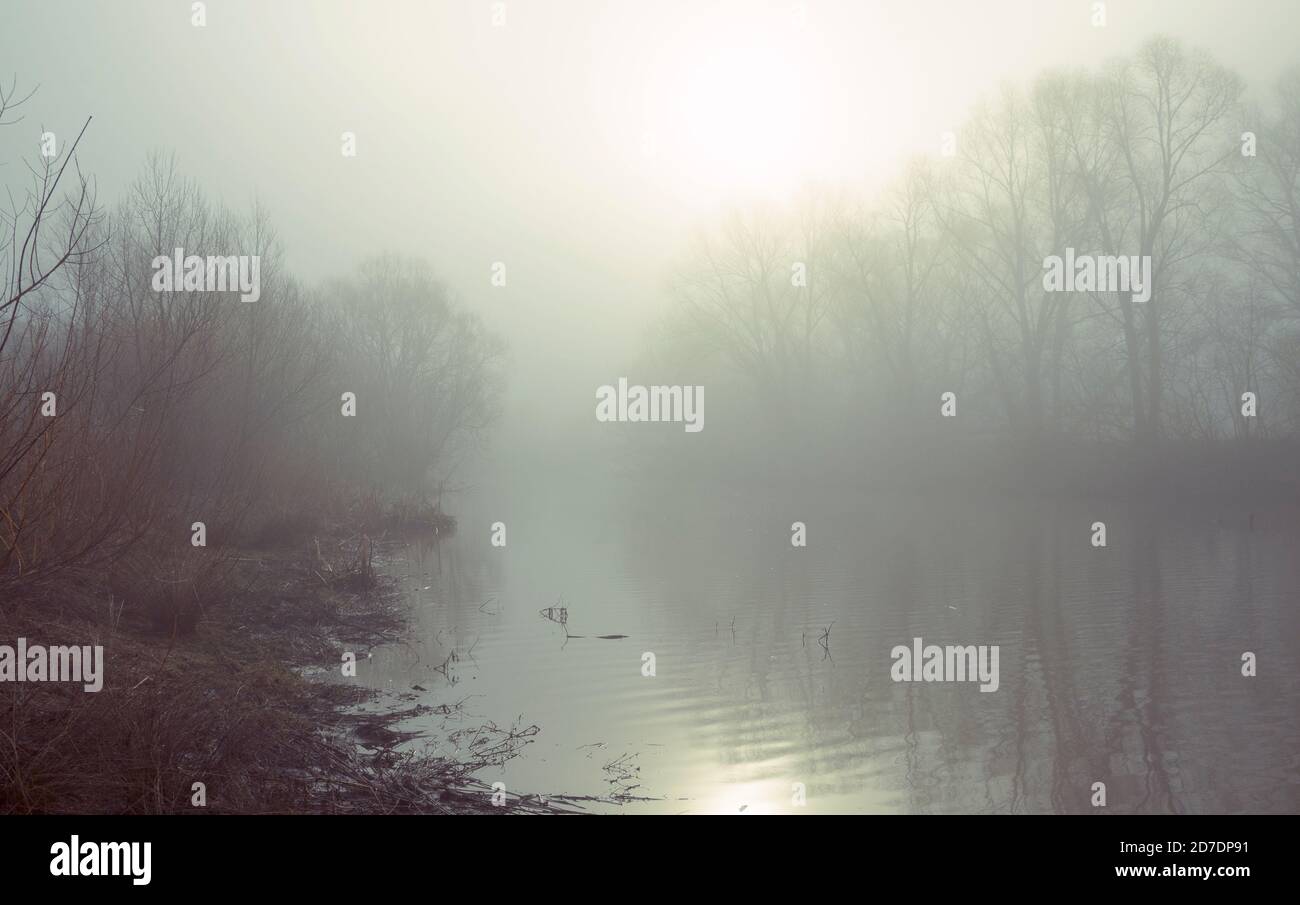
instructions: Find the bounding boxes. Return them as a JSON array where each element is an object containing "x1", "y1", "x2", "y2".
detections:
[{"x1": 357, "y1": 484, "x2": 1300, "y2": 814}]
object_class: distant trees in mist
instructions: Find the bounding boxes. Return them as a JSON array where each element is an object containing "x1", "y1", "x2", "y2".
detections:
[
  {"x1": 3, "y1": 33, "x2": 1297, "y2": 600},
  {"x1": 660, "y1": 38, "x2": 1300, "y2": 487},
  {"x1": 1, "y1": 108, "x2": 503, "y2": 596}
]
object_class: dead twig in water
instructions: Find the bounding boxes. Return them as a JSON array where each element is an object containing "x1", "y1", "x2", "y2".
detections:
[{"x1": 818, "y1": 622, "x2": 834, "y2": 661}]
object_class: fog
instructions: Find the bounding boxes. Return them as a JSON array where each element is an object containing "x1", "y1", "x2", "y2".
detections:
[
  {"x1": 9, "y1": 0, "x2": 1300, "y2": 468},
  {"x1": 3, "y1": 1, "x2": 1298, "y2": 817}
]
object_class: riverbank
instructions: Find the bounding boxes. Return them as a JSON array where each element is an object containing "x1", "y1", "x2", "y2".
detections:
[{"x1": 0, "y1": 530, "x2": 573, "y2": 815}]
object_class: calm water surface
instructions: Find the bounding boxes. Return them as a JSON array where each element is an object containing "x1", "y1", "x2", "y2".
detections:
[{"x1": 355, "y1": 477, "x2": 1300, "y2": 814}]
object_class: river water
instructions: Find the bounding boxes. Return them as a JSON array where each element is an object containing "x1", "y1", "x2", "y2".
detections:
[{"x1": 355, "y1": 476, "x2": 1299, "y2": 814}]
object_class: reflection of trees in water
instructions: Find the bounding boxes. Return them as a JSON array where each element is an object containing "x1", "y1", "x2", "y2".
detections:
[
  {"x1": 648, "y1": 504, "x2": 1293, "y2": 813},
  {"x1": 1105, "y1": 508, "x2": 1178, "y2": 813},
  {"x1": 408, "y1": 533, "x2": 495, "y2": 648},
  {"x1": 424, "y1": 494, "x2": 1293, "y2": 813}
]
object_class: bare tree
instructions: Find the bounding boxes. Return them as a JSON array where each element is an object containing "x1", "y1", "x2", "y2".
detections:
[
  {"x1": 668, "y1": 193, "x2": 839, "y2": 422},
  {"x1": 1080, "y1": 37, "x2": 1243, "y2": 446},
  {"x1": 327, "y1": 256, "x2": 506, "y2": 504}
]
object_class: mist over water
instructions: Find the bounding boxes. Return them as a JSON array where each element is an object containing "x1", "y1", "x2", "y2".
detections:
[
  {"x1": 3, "y1": 0, "x2": 1299, "y2": 824},
  {"x1": 361, "y1": 478, "x2": 1299, "y2": 813}
]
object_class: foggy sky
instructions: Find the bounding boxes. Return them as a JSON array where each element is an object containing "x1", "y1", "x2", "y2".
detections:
[{"x1": 4, "y1": 0, "x2": 1298, "y2": 469}]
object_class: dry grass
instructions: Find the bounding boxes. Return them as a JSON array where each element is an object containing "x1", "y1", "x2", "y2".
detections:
[{"x1": 0, "y1": 541, "x2": 573, "y2": 815}]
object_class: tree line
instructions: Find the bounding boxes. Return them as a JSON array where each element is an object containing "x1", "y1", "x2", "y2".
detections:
[
  {"x1": 1, "y1": 83, "x2": 503, "y2": 600},
  {"x1": 657, "y1": 38, "x2": 1300, "y2": 489}
]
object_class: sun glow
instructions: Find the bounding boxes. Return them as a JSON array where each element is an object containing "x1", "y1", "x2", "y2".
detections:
[
  {"x1": 697, "y1": 779, "x2": 783, "y2": 815},
  {"x1": 641, "y1": 16, "x2": 849, "y2": 202}
]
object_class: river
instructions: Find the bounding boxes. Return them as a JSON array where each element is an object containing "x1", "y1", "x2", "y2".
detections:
[{"x1": 355, "y1": 475, "x2": 1300, "y2": 814}]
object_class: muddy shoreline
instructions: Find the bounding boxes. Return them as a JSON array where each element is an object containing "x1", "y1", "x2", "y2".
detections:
[{"x1": 0, "y1": 529, "x2": 577, "y2": 815}]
